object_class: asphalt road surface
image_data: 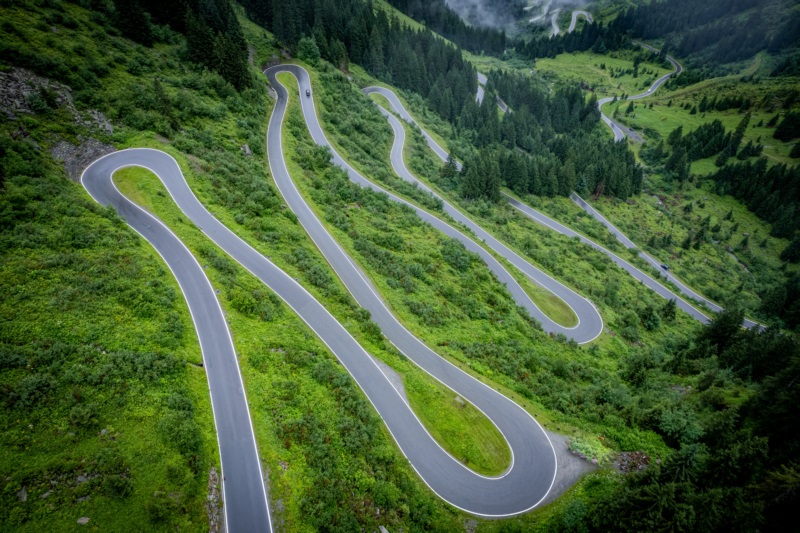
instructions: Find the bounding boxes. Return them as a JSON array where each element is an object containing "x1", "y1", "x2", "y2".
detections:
[
  {"x1": 265, "y1": 64, "x2": 558, "y2": 516},
  {"x1": 476, "y1": 41, "x2": 760, "y2": 330},
  {"x1": 550, "y1": 9, "x2": 561, "y2": 36},
  {"x1": 76, "y1": 31, "x2": 753, "y2": 528},
  {"x1": 597, "y1": 42, "x2": 683, "y2": 142},
  {"x1": 476, "y1": 72, "x2": 486, "y2": 104},
  {"x1": 81, "y1": 150, "x2": 272, "y2": 533},
  {"x1": 568, "y1": 10, "x2": 593, "y2": 33}
]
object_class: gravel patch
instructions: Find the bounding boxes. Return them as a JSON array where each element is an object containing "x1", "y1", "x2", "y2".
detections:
[
  {"x1": 537, "y1": 429, "x2": 598, "y2": 507},
  {"x1": 370, "y1": 355, "x2": 408, "y2": 403}
]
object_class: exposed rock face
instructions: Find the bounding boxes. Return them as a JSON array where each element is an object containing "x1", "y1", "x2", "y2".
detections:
[
  {"x1": 207, "y1": 467, "x2": 222, "y2": 533},
  {"x1": 0, "y1": 67, "x2": 71, "y2": 119},
  {"x1": 51, "y1": 138, "x2": 115, "y2": 182},
  {"x1": 0, "y1": 67, "x2": 112, "y2": 134},
  {"x1": 77, "y1": 517, "x2": 90, "y2": 525}
]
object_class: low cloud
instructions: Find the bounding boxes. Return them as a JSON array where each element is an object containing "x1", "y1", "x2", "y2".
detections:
[{"x1": 445, "y1": 0, "x2": 590, "y2": 29}]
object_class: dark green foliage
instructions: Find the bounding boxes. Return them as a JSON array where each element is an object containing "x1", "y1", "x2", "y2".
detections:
[
  {"x1": 774, "y1": 111, "x2": 800, "y2": 141},
  {"x1": 145, "y1": 492, "x2": 176, "y2": 523},
  {"x1": 113, "y1": 0, "x2": 154, "y2": 46},
  {"x1": 661, "y1": 299, "x2": 677, "y2": 322},
  {"x1": 606, "y1": 0, "x2": 797, "y2": 70},
  {"x1": 240, "y1": 0, "x2": 478, "y2": 124},
  {"x1": 462, "y1": 149, "x2": 500, "y2": 201},
  {"x1": 519, "y1": 0, "x2": 798, "y2": 72},
  {"x1": 385, "y1": 0, "x2": 509, "y2": 55},
  {"x1": 664, "y1": 146, "x2": 690, "y2": 181},
  {"x1": 464, "y1": 70, "x2": 641, "y2": 200},
  {"x1": 514, "y1": 15, "x2": 633, "y2": 61},
  {"x1": 183, "y1": 2, "x2": 250, "y2": 90},
  {"x1": 440, "y1": 239, "x2": 473, "y2": 272},
  {"x1": 103, "y1": 474, "x2": 134, "y2": 498},
  {"x1": 296, "y1": 35, "x2": 321, "y2": 66},
  {"x1": 711, "y1": 158, "x2": 800, "y2": 237},
  {"x1": 781, "y1": 235, "x2": 800, "y2": 262},
  {"x1": 571, "y1": 310, "x2": 800, "y2": 531}
]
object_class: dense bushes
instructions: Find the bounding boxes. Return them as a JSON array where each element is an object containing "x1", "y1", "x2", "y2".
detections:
[{"x1": 577, "y1": 310, "x2": 800, "y2": 531}]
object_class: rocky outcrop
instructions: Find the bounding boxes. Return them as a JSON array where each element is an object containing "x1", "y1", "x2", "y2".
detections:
[
  {"x1": 51, "y1": 138, "x2": 115, "y2": 182},
  {"x1": 207, "y1": 467, "x2": 222, "y2": 533}
]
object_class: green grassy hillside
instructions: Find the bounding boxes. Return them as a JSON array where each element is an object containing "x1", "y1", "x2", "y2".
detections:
[
  {"x1": 3, "y1": 0, "x2": 799, "y2": 531},
  {"x1": 0, "y1": 2, "x2": 466, "y2": 530}
]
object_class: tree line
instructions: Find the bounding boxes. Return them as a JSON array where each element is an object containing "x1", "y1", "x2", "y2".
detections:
[
  {"x1": 608, "y1": 0, "x2": 799, "y2": 69},
  {"x1": 711, "y1": 158, "x2": 799, "y2": 239},
  {"x1": 514, "y1": 0, "x2": 799, "y2": 72},
  {"x1": 579, "y1": 308, "x2": 799, "y2": 531},
  {"x1": 239, "y1": 0, "x2": 478, "y2": 124},
  {"x1": 514, "y1": 19, "x2": 633, "y2": 60},
  {"x1": 385, "y1": 0, "x2": 508, "y2": 55},
  {"x1": 441, "y1": 69, "x2": 643, "y2": 202},
  {"x1": 642, "y1": 113, "x2": 763, "y2": 182},
  {"x1": 109, "y1": 0, "x2": 251, "y2": 90}
]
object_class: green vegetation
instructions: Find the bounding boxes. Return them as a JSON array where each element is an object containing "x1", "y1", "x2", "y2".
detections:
[
  {"x1": 0, "y1": 137, "x2": 216, "y2": 530},
  {"x1": 369, "y1": 91, "x2": 580, "y2": 329},
  {"x1": 593, "y1": 66, "x2": 800, "y2": 327},
  {"x1": 281, "y1": 66, "x2": 715, "y2": 462},
  {"x1": 608, "y1": 75, "x2": 800, "y2": 165},
  {"x1": 536, "y1": 49, "x2": 672, "y2": 97},
  {"x1": 312, "y1": 68, "x2": 580, "y2": 328},
  {"x1": 4, "y1": 0, "x2": 800, "y2": 529},
  {"x1": 0, "y1": 1, "x2": 486, "y2": 529}
]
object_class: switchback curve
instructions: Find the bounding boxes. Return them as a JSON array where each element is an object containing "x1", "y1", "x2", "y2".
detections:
[
  {"x1": 81, "y1": 151, "x2": 273, "y2": 533},
  {"x1": 265, "y1": 64, "x2": 559, "y2": 516},
  {"x1": 363, "y1": 85, "x2": 603, "y2": 341}
]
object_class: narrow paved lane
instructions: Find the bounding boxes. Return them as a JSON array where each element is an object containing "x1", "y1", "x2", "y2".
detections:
[
  {"x1": 364, "y1": 83, "x2": 763, "y2": 329},
  {"x1": 568, "y1": 11, "x2": 593, "y2": 33},
  {"x1": 81, "y1": 151, "x2": 272, "y2": 533},
  {"x1": 597, "y1": 42, "x2": 683, "y2": 142},
  {"x1": 474, "y1": 42, "x2": 760, "y2": 330}
]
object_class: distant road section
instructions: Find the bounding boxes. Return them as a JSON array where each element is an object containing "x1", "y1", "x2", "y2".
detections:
[
  {"x1": 568, "y1": 10, "x2": 593, "y2": 33},
  {"x1": 476, "y1": 71, "x2": 487, "y2": 104},
  {"x1": 367, "y1": 82, "x2": 761, "y2": 331},
  {"x1": 364, "y1": 84, "x2": 603, "y2": 343},
  {"x1": 550, "y1": 10, "x2": 561, "y2": 36},
  {"x1": 597, "y1": 42, "x2": 683, "y2": 142}
]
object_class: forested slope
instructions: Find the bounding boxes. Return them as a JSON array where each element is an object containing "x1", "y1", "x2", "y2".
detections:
[{"x1": 2, "y1": 0, "x2": 799, "y2": 531}]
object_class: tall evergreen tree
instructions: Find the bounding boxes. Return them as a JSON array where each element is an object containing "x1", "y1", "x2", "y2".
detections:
[{"x1": 114, "y1": 0, "x2": 154, "y2": 46}]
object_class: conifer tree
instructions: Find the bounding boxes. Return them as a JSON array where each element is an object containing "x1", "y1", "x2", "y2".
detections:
[{"x1": 114, "y1": 0, "x2": 154, "y2": 46}]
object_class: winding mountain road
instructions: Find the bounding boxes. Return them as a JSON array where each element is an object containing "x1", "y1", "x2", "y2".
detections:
[
  {"x1": 468, "y1": 30, "x2": 761, "y2": 330},
  {"x1": 359, "y1": 85, "x2": 603, "y2": 342},
  {"x1": 263, "y1": 64, "x2": 561, "y2": 517},
  {"x1": 550, "y1": 10, "x2": 561, "y2": 37},
  {"x1": 597, "y1": 42, "x2": 683, "y2": 142},
  {"x1": 270, "y1": 67, "x2": 602, "y2": 343},
  {"x1": 76, "y1": 13, "x2": 757, "y2": 529},
  {"x1": 568, "y1": 10, "x2": 593, "y2": 33},
  {"x1": 364, "y1": 79, "x2": 763, "y2": 330},
  {"x1": 81, "y1": 151, "x2": 273, "y2": 533}
]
